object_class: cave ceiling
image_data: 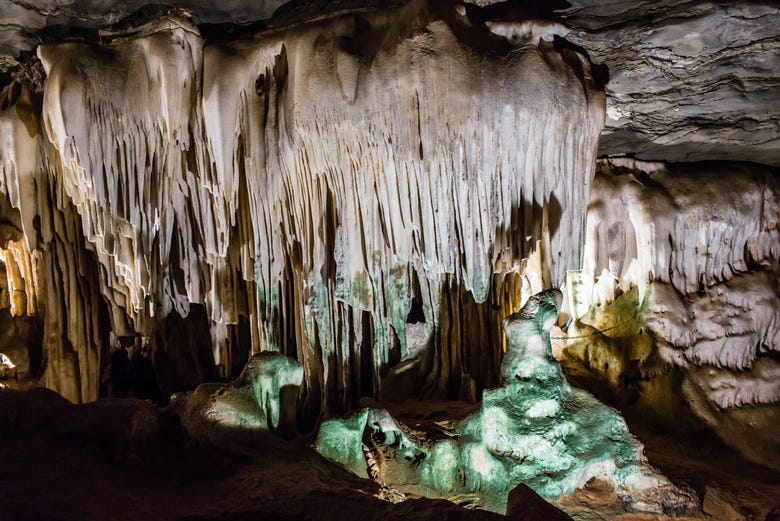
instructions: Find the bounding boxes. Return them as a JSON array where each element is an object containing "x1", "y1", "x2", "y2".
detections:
[{"x1": 2, "y1": 0, "x2": 778, "y2": 165}]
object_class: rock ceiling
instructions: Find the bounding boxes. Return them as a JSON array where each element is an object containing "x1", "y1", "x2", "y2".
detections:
[{"x1": 2, "y1": 0, "x2": 779, "y2": 164}]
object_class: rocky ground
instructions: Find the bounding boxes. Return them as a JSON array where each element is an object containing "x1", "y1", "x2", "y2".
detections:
[{"x1": 0, "y1": 389, "x2": 506, "y2": 521}]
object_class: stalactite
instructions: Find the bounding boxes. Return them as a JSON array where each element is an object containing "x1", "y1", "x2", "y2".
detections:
[
  {"x1": 577, "y1": 159, "x2": 780, "y2": 376},
  {"x1": 1, "y1": 1, "x2": 605, "y2": 412},
  {"x1": 198, "y1": 2, "x2": 604, "y2": 416}
]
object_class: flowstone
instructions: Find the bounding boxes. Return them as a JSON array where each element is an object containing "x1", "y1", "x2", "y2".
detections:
[
  {"x1": 566, "y1": 159, "x2": 780, "y2": 470},
  {"x1": 316, "y1": 290, "x2": 695, "y2": 514}
]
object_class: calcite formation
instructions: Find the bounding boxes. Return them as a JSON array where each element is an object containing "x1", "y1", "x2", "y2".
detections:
[
  {"x1": 0, "y1": 0, "x2": 778, "y2": 518},
  {"x1": 173, "y1": 351, "x2": 303, "y2": 443},
  {"x1": 316, "y1": 289, "x2": 694, "y2": 513},
  {"x1": 563, "y1": 158, "x2": 780, "y2": 468},
  {"x1": 0, "y1": 1, "x2": 605, "y2": 415}
]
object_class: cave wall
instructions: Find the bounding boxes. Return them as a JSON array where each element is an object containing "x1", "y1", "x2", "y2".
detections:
[
  {"x1": 562, "y1": 1, "x2": 780, "y2": 165},
  {"x1": 1, "y1": 0, "x2": 778, "y2": 471},
  {"x1": 563, "y1": 158, "x2": 780, "y2": 468}
]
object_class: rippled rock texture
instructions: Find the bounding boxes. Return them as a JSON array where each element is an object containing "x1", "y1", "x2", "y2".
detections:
[{"x1": 562, "y1": 1, "x2": 780, "y2": 165}]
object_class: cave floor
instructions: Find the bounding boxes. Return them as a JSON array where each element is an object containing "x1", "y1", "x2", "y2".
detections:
[
  {"x1": 616, "y1": 419, "x2": 780, "y2": 521},
  {"x1": 1, "y1": 390, "x2": 778, "y2": 521},
  {"x1": 0, "y1": 389, "x2": 505, "y2": 521}
]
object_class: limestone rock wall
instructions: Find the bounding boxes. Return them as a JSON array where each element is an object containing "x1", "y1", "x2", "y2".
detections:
[
  {"x1": 557, "y1": 1, "x2": 780, "y2": 165},
  {"x1": 565, "y1": 158, "x2": 780, "y2": 467}
]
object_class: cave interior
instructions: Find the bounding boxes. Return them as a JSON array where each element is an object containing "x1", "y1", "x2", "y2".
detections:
[{"x1": 0, "y1": 0, "x2": 779, "y2": 520}]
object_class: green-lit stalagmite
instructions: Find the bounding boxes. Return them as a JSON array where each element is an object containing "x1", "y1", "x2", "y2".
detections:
[
  {"x1": 317, "y1": 289, "x2": 694, "y2": 513},
  {"x1": 174, "y1": 352, "x2": 303, "y2": 443}
]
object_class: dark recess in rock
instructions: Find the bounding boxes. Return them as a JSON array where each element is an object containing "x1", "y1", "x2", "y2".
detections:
[{"x1": 154, "y1": 304, "x2": 218, "y2": 404}]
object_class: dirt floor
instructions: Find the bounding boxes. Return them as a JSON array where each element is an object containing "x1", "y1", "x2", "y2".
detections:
[
  {"x1": 1, "y1": 389, "x2": 778, "y2": 521},
  {"x1": 0, "y1": 389, "x2": 505, "y2": 521}
]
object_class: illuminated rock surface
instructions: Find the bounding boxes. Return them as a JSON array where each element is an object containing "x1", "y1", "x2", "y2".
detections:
[
  {"x1": 4, "y1": 0, "x2": 777, "y2": 163},
  {"x1": 563, "y1": 158, "x2": 780, "y2": 469},
  {"x1": 0, "y1": 0, "x2": 779, "y2": 519},
  {"x1": 0, "y1": 351, "x2": 16, "y2": 379},
  {"x1": 173, "y1": 351, "x2": 303, "y2": 443},
  {"x1": 0, "y1": 2, "x2": 604, "y2": 414}
]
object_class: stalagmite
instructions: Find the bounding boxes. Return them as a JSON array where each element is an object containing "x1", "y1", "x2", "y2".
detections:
[
  {"x1": 173, "y1": 351, "x2": 303, "y2": 443},
  {"x1": 315, "y1": 289, "x2": 696, "y2": 514},
  {"x1": 1, "y1": 1, "x2": 779, "y2": 519}
]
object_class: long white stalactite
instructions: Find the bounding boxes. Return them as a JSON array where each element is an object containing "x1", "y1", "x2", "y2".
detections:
[{"x1": 1, "y1": 1, "x2": 605, "y2": 411}]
